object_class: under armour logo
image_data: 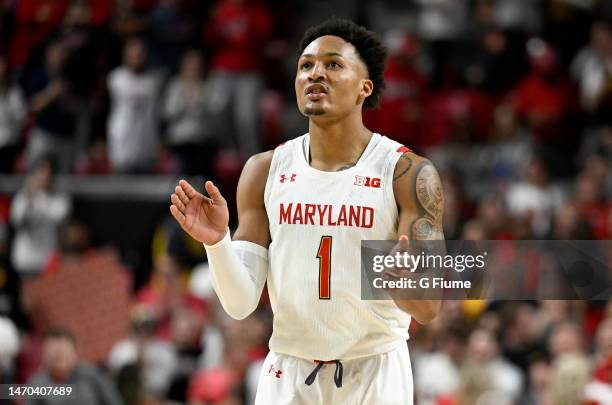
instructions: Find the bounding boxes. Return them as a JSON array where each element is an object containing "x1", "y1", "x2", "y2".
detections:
[
  {"x1": 280, "y1": 174, "x2": 297, "y2": 183},
  {"x1": 268, "y1": 365, "x2": 283, "y2": 378}
]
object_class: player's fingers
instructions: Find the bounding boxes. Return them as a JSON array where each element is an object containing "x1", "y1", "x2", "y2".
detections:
[
  {"x1": 170, "y1": 204, "x2": 186, "y2": 224},
  {"x1": 171, "y1": 194, "x2": 185, "y2": 212},
  {"x1": 205, "y1": 181, "x2": 225, "y2": 203},
  {"x1": 175, "y1": 185, "x2": 189, "y2": 205},
  {"x1": 397, "y1": 234, "x2": 410, "y2": 251},
  {"x1": 179, "y1": 179, "x2": 198, "y2": 199}
]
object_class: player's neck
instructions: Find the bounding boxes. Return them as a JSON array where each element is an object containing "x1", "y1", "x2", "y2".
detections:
[{"x1": 307, "y1": 117, "x2": 372, "y2": 172}]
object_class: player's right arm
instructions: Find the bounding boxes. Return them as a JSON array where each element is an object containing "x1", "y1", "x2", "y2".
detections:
[{"x1": 170, "y1": 151, "x2": 273, "y2": 320}]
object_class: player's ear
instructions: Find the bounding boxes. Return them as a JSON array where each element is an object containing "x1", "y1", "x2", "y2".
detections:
[{"x1": 360, "y1": 79, "x2": 373, "y2": 99}]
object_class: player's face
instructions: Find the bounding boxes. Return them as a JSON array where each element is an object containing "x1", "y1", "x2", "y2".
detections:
[{"x1": 295, "y1": 35, "x2": 372, "y2": 119}]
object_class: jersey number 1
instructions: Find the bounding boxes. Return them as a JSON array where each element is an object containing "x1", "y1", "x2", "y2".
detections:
[{"x1": 317, "y1": 236, "x2": 332, "y2": 299}]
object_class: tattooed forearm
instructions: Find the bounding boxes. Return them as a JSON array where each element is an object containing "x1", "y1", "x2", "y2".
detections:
[
  {"x1": 412, "y1": 218, "x2": 436, "y2": 239},
  {"x1": 393, "y1": 154, "x2": 413, "y2": 181},
  {"x1": 411, "y1": 162, "x2": 444, "y2": 240}
]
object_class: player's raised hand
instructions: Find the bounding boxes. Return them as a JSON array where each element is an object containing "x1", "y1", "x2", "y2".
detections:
[{"x1": 170, "y1": 179, "x2": 229, "y2": 244}]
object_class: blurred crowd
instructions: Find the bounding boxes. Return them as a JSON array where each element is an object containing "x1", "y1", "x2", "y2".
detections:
[{"x1": 0, "y1": 0, "x2": 611, "y2": 404}]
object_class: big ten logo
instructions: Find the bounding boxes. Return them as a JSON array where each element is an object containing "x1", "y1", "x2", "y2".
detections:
[{"x1": 354, "y1": 175, "x2": 381, "y2": 188}]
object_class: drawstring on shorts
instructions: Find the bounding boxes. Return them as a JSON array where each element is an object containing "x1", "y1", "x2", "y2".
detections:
[{"x1": 305, "y1": 359, "x2": 343, "y2": 388}]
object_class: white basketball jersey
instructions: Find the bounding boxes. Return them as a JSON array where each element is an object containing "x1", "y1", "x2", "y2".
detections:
[{"x1": 264, "y1": 133, "x2": 412, "y2": 361}]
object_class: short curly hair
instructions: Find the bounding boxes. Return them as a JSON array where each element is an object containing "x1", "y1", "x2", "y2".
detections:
[{"x1": 297, "y1": 18, "x2": 387, "y2": 109}]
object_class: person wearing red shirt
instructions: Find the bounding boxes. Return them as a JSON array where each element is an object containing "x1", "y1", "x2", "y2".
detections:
[
  {"x1": 9, "y1": 0, "x2": 70, "y2": 69},
  {"x1": 203, "y1": 0, "x2": 273, "y2": 160}
]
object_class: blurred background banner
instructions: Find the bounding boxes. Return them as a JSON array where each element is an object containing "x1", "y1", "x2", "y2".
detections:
[
  {"x1": 361, "y1": 240, "x2": 612, "y2": 300},
  {"x1": 22, "y1": 248, "x2": 130, "y2": 363}
]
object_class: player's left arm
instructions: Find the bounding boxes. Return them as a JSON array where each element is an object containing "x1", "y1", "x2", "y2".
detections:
[{"x1": 392, "y1": 152, "x2": 444, "y2": 324}]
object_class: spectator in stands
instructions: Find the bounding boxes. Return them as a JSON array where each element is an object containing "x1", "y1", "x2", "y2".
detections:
[
  {"x1": 112, "y1": 0, "x2": 162, "y2": 41},
  {"x1": 501, "y1": 303, "x2": 547, "y2": 373},
  {"x1": 578, "y1": 126, "x2": 611, "y2": 183},
  {"x1": 485, "y1": 104, "x2": 534, "y2": 182},
  {"x1": 573, "y1": 171, "x2": 610, "y2": 239},
  {"x1": 416, "y1": 0, "x2": 468, "y2": 88},
  {"x1": 548, "y1": 321, "x2": 586, "y2": 359},
  {"x1": 203, "y1": 0, "x2": 273, "y2": 159},
  {"x1": 460, "y1": 219, "x2": 488, "y2": 240},
  {"x1": 166, "y1": 306, "x2": 206, "y2": 403},
  {"x1": 8, "y1": 0, "x2": 70, "y2": 70},
  {"x1": 188, "y1": 317, "x2": 256, "y2": 405},
  {"x1": 583, "y1": 318, "x2": 612, "y2": 404},
  {"x1": 108, "y1": 305, "x2": 178, "y2": 404},
  {"x1": 571, "y1": 20, "x2": 612, "y2": 124},
  {"x1": 75, "y1": 137, "x2": 111, "y2": 175},
  {"x1": 27, "y1": 328, "x2": 123, "y2": 405},
  {"x1": 163, "y1": 49, "x2": 218, "y2": 176},
  {"x1": 144, "y1": 0, "x2": 204, "y2": 71},
  {"x1": 453, "y1": 363, "x2": 514, "y2": 405},
  {"x1": 42, "y1": 217, "x2": 94, "y2": 276},
  {"x1": 466, "y1": 328, "x2": 523, "y2": 402},
  {"x1": 550, "y1": 201, "x2": 592, "y2": 240},
  {"x1": 10, "y1": 158, "x2": 71, "y2": 276},
  {"x1": 188, "y1": 366, "x2": 242, "y2": 405},
  {"x1": 490, "y1": 0, "x2": 541, "y2": 34},
  {"x1": 476, "y1": 195, "x2": 511, "y2": 239},
  {"x1": 547, "y1": 353, "x2": 591, "y2": 405},
  {"x1": 510, "y1": 38, "x2": 576, "y2": 143},
  {"x1": 594, "y1": 317, "x2": 612, "y2": 365},
  {"x1": 414, "y1": 328, "x2": 463, "y2": 405},
  {"x1": 0, "y1": 54, "x2": 26, "y2": 173},
  {"x1": 518, "y1": 355, "x2": 551, "y2": 405},
  {"x1": 24, "y1": 41, "x2": 79, "y2": 173},
  {"x1": 506, "y1": 157, "x2": 563, "y2": 238},
  {"x1": 0, "y1": 316, "x2": 19, "y2": 383},
  {"x1": 57, "y1": 0, "x2": 99, "y2": 99},
  {"x1": 364, "y1": 31, "x2": 427, "y2": 148},
  {"x1": 456, "y1": 5, "x2": 522, "y2": 95},
  {"x1": 135, "y1": 253, "x2": 208, "y2": 340},
  {"x1": 107, "y1": 37, "x2": 162, "y2": 173}
]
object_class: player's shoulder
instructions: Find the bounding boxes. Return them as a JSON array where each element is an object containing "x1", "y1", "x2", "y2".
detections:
[
  {"x1": 241, "y1": 151, "x2": 275, "y2": 192},
  {"x1": 272, "y1": 134, "x2": 306, "y2": 153},
  {"x1": 391, "y1": 145, "x2": 442, "y2": 207},
  {"x1": 374, "y1": 134, "x2": 432, "y2": 179},
  {"x1": 243, "y1": 134, "x2": 307, "y2": 177},
  {"x1": 393, "y1": 150, "x2": 433, "y2": 180},
  {"x1": 238, "y1": 151, "x2": 274, "y2": 207},
  {"x1": 244, "y1": 150, "x2": 275, "y2": 172}
]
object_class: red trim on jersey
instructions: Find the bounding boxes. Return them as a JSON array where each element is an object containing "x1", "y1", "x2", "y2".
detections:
[{"x1": 396, "y1": 145, "x2": 412, "y2": 153}]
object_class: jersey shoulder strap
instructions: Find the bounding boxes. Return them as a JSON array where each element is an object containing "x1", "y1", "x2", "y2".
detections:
[{"x1": 264, "y1": 135, "x2": 306, "y2": 206}]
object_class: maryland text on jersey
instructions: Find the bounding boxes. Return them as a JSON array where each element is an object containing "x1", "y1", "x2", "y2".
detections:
[{"x1": 279, "y1": 202, "x2": 375, "y2": 228}]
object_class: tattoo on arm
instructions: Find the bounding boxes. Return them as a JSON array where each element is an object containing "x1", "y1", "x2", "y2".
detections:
[
  {"x1": 412, "y1": 217, "x2": 437, "y2": 239},
  {"x1": 410, "y1": 162, "x2": 444, "y2": 240},
  {"x1": 393, "y1": 154, "x2": 413, "y2": 181}
]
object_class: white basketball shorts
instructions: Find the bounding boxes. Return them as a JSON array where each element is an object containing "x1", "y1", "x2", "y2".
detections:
[{"x1": 254, "y1": 343, "x2": 414, "y2": 405}]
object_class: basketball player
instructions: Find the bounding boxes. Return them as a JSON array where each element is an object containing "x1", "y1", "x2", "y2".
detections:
[{"x1": 170, "y1": 18, "x2": 443, "y2": 404}]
